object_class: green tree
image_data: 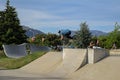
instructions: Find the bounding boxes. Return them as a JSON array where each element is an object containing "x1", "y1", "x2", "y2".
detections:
[
  {"x1": 32, "y1": 33, "x2": 62, "y2": 47},
  {"x1": 44, "y1": 33, "x2": 62, "y2": 47},
  {"x1": 105, "y1": 23, "x2": 120, "y2": 49},
  {"x1": 30, "y1": 34, "x2": 46, "y2": 46},
  {"x1": 73, "y1": 22, "x2": 92, "y2": 48},
  {"x1": 0, "y1": 11, "x2": 5, "y2": 49},
  {"x1": 97, "y1": 22, "x2": 120, "y2": 49},
  {"x1": 0, "y1": 0, "x2": 27, "y2": 47},
  {"x1": 98, "y1": 35, "x2": 107, "y2": 48}
]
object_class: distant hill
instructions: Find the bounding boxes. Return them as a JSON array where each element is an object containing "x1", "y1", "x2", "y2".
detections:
[
  {"x1": 90, "y1": 30, "x2": 107, "y2": 36},
  {"x1": 70, "y1": 30, "x2": 107, "y2": 37},
  {"x1": 22, "y1": 26, "x2": 44, "y2": 37},
  {"x1": 22, "y1": 26, "x2": 107, "y2": 37}
]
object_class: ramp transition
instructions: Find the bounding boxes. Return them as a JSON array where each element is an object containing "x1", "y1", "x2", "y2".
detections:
[
  {"x1": 21, "y1": 52, "x2": 62, "y2": 74},
  {"x1": 48, "y1": 49, "x2": 87, "y2": 77},
  {"x1": 21, "y1": 49, "x2": 87, "y2": 77}
]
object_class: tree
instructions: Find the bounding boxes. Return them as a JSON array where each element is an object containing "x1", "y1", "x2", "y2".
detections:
[
  {"x1": 30, "y1": 34, "x2": 46, "y2": 46},
  {"x1": 114, "y1": 22, "x2": 120, "y2": 31},
  {"x1": 0, "y1": 0, "x2": 27, "y2": 46},
  {"x1": 31, "y1": 33, "x2": 62, "y2": 48},
  {"x1": 73, "y1": 22, "x2": 92, "y2": 48},
  {"x1": 104, "y1": 23, "x2": 120, "y2": 49},
  {"x1": 98, "y1": 35, "x2": 107, "y2": 48},
  {"x1": 97, "y1": 22, "x2": 120, "y2": 49},
  {"x1": 0, "y1": 11, "x2": 5, "y2": 49}
]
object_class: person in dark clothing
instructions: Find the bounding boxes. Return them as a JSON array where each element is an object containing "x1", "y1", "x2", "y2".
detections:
[{"x1": 58, "y1": 29, "x2": 73, "y2": 39}]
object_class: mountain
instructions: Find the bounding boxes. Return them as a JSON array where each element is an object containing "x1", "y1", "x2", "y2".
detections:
[
  {"x1": 70, "y1": 30, "x2": 107, "y2": 37},
  {"x1": 22, "y1": 26, "x2": 107, "y2": 37},
  {"x1": 22, "y1": 26, "x2": 44, "y2": 37},
  {"x1": 90, "y1": 30, "x2": 107, "y2": 36}
]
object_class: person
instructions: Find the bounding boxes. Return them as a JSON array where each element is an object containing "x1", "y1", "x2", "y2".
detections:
[
  {"x1": 31, "y1": 37, "x2": 35, "y2": 42},
  {"x1": 88, "y1": 41, "x2": 95, "y2": 48},
  {"x1": 58, "y1": 29, "x2": 72, "y2": 39},
  {"x1": 112, "y1": 43, "x2": 117, "y2": 49}
]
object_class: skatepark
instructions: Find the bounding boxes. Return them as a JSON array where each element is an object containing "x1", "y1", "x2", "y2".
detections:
[
  {"x1": 0, "y1": 48, "x2": 120, "y2": 80},
  {"x1": 1, "y1": 0, "x2": 120, "y2": 80}
]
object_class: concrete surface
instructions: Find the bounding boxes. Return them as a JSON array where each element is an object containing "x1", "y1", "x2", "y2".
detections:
[
  {"x1": 2, "y1": 44, "x2": 27, "y2": 58},
  {"x1": 21, "y1": 52, "x2": 62, "y2": 74},
  {"x1": 0, "y1": 69, "x2": 66, "y2": 80},
  {"x1": 88, "y1": 48, "x2": 109, "y2": 64},
  {"x1": 48, "y1": 49, "x2": 87, "y2": 77},
  {"x1": 0, "y1": 50, "x2": 120, "y2": 80},
  {"x1": 110, "y1": 49, "x2": 120, "y2": 56},
  {"x1": 67, "y1": 56, "x2": 120, "y2": 80}
]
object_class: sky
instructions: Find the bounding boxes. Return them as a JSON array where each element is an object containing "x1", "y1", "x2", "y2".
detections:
[{"x1": 0, "y1": 0, "x2": 120, "y2": 33}]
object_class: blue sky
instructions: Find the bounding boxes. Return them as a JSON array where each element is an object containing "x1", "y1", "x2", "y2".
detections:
[{"x1": 0, "y1": 0, "x2": 120, "y2": 33}]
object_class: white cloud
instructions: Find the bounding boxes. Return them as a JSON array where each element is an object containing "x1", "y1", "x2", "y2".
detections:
[
  {"x1": 88, "y1": 21, "x2": 115, "y2": 27},
  {"x1": 1, "y1": 0, "x2": 120, "y2": 33},
  {"x1": 17, "y1": 9, "x2": 80, "y2": 27},
  {"x1": 17, "y1": 8, "x2": 62, "y2": 22},
  {"x1": 0, "y1": 4, "x2": 5, "y2": 10},
  {"x1": 17, "y1": 8, "x2": 117, "y2": 33}
]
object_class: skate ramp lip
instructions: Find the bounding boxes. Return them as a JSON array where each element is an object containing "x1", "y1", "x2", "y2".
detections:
[{"x1": 2, "y1": 43, "x2": 27, "y2": 58}]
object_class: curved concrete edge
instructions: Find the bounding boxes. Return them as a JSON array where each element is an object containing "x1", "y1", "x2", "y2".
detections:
[
  {"x1": 78, "y1": 49, "x2": 88, "y2": 69},
  {"x1": 2, "y1": 43, "x2": 27, "y2": 58},
  {"x1": 63, "y1": 48, "x2": 88, "y2": 70},
  {"x1": 49, "y1": 48, "x2": 88, "y2": 77}
]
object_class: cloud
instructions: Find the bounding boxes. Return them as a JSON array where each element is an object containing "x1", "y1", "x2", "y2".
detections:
[
  {"x1": 2, "y1": 0, "x2": 118, "y2": 33},
  {"x1": 18, "y1": 9, "x2": 61, "y2": 21},
  {"x1": 0, "y1": 1, "x2": 5, "y2": 10},
  {"x1": 17, "y1": 8, "x2": 117, "y2": 33}
]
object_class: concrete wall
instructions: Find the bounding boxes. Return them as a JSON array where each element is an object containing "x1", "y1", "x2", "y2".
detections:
[
  {"x1": 88, "y1": 48, "x2": 109, "y2": 64},
  {"x1": 63, "y1": 48, "x2": 109, "y2": 65},
  {"x1": 63, "y1": 48, "x2": 88, "y2": 68},
  {"x1": 110, "y1": 49, "x2": 120, "y2": 56},
  {"x1": 2, "y1": 44, "x2": 27, "y2": 58}
]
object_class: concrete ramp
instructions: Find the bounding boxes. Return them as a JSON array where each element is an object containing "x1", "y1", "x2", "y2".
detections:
[
  {"x1": 20, "y1": 52, "x2": 62, "y2": 74},
  {"x1": 21, "y1": 49, "x2": 87, "y2": 77},
  {"x1": 2, "y1": 44, "x2": 27, "y2": 58},
  {"x1": 49, "y1": 49, "x2": 87, "y2": 77},
  {"x1": 68, "y1": 56, "x2": 120, "y2": 80}
]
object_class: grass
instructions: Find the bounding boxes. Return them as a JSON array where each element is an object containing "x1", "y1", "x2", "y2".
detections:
[
  {"x1": 0, "y1": 50, "x2": 6, "y2": 58},
  {"x1": 0, "y1": 51, "x2": 47, "y2": 69}
]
